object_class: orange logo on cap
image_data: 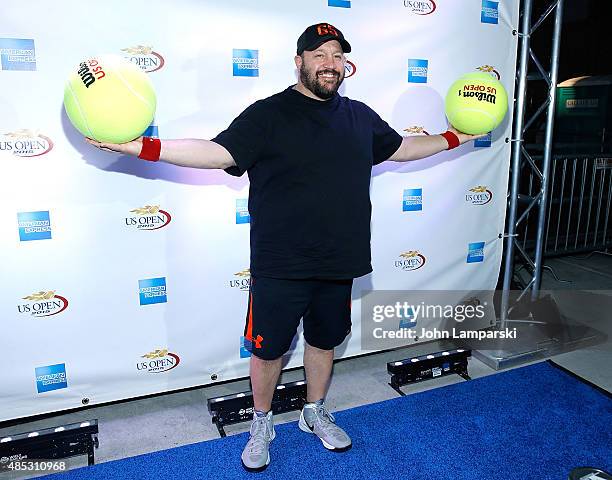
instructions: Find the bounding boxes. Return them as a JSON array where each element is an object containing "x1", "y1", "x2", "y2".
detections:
[{"x1": 317, "y1": 24, "x2": 339, "y2": 37}]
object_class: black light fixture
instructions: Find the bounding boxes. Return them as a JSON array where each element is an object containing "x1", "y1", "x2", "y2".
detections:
[
  {"x1": 387, "y1": 349, "x2": 472, "y2": 395},
  {"x1": 0, "y1": 419, "x2": 99, "y2": 474},
  {"x1": 207, "y1": 381, "x2": 307, "y2": 437}
]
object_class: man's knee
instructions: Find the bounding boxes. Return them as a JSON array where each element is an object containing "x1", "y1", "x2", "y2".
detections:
[
  {"x1": 304, "y1": 340, "x2": 334, "y2": 353},
  {"x1": 250, "y1": 349, "x2": 285, "y2": 362}
]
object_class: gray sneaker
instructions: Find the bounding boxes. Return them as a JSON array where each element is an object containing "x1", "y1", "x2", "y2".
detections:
[
  {"x1": 298, "y1": 401, "x2": 352, "y2": 452},
  {"x1": 241, "y1": 411, "x2": 275, "y2": 472}
]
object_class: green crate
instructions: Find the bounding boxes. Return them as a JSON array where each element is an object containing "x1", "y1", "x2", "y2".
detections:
[{"x1": 554, "y1": 76, "x2": 612, "y2": 153}]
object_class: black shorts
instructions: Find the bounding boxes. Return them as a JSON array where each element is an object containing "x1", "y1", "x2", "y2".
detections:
[{"x1": 243, "y1": 276, "x2": 353, "y2": 360}]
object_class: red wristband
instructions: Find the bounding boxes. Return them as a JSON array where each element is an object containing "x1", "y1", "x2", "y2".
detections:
[
  {"x1": 441, "y1": 131, "x2": 460, "y2": 150},
  {"x1": 138, "y1": 137, "x2": 161, "y2": 161}
]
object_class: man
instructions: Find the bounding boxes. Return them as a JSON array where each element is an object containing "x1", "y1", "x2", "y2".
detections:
[{"x1": 87, "y1": 22, "x2": 482, "y2": 472}]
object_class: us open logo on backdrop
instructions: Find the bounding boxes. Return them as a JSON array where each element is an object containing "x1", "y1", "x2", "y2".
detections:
[
  {"x1": 17, "y1": 211, "x2": 52, "y2": 241},
  {"x1": 236, "y1": 199, "x2": 250, "y2": 224},
  {"x1": 139, "y1": 277, "x2": 167, "y2": 305},
  {"x1": 344, "y1": 60, "x2": 356, "y2": 78},
  {"x1": 403, "y1": 0, "x2": 436, "y2": 15},
  {"x1": 466, "y1": 186, "x2": 493, "y2": 205},
  {"x1": 229, "y1": 269, "x2": 251, "y2": 291},
  {"x1": 403, "y1": 188, "x2": 423, "y2": 212},
  {"x1": 481, "y1": 0, "x2": 499, "y2": 24},
  {"x1": 408, "y1": 59, "x2": 428, "y2": 83},
  {"x1": 0, "y1": 38, "x2": 36, "y2": 71},
  {"x1": 137, "y1": 349, "x2": 180, "y2": 373},
  {"x1": 233, "y1": 49, "x2": 258, "y2": 77},
  {"x1": 120, "y1": 45, "x2": 165, "y2": 73},
  {"x1": 17, "y1": 291, "x2": 69, "y2": 317},
  {"x1": 467, "y1": 242, "x2": 485, "y2": 263},
  {"x1": 1, "y1": 130, "x2": 53, "y2": 157},
  {"x1": 394, "y1": 251, "x2": 426, "y2": 271},
  {"x1": 125, "y1": 205, "x2": 171, "y2": 230},
  {"x1": 477, "y1": 65, "x2": 501, "y2": 80},
  {"x1": 35, "y1": 363, "x2": 67, "y2": 393}
]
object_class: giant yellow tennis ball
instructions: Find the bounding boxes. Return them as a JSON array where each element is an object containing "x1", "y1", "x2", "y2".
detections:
[
  {"x1": 444, "y1": 72, "x2": 508, "y2": 135},
  {"x1": 63, "y1": 54, "x2": 156, "y2": 143}
]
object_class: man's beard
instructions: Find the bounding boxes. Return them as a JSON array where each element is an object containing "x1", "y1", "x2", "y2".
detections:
[{"x1": 299, "y1": 64, "x2": 344, "y2": 99}]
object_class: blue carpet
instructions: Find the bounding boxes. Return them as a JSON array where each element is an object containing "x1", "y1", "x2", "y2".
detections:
[{"x1": 43, "y1": 361, "x2": 611, "y2": 480}]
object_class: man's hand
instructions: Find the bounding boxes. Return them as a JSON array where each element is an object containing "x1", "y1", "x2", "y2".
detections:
[
  {"x1": 85, "y1": 136, "x2": 143, "y2": 157},
  {"x1": 447, "y1": 126, "x2": 488, "y2": 145}
]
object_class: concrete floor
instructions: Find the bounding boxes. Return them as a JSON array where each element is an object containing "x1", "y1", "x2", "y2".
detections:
[{"x1": 1, "y1": 253, "x2": 611, "y2": 478}]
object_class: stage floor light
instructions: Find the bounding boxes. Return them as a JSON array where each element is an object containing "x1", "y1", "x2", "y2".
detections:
[
  {"x1": 207, "y1": 381, "x2": 307, "y2": 437},
  {"x1": 387, "y1": 349, "x2": 472, "y2": 395},
  {"x1": 0, "y1": 419, "x2": 99, "y2": 475}
]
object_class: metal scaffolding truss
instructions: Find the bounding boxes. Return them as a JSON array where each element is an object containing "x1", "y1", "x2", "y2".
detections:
[
  {"x1": 470, "y1": 0, "x2": 586, "y2": 370},
  {"x1": 501, "y1": 0, "x2": 565, "y2": 316}
]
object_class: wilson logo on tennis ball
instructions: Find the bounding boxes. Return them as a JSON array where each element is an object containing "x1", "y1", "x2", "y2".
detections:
[
  {"x1": 77, "y1": 58, "x2": 106, "y2": 88},
  {"x1": 137, "y1": 349, "x2": 180, "y2": 374},
  {"x1": 458, "y1": 85, "x2": 498, "y2": 104},
  {"x1": 466, "y1": 186, "x2": 493, "y2": 206},
  {"x1": 0, "y1": 129, "x2": 53, "y2": 157},
  {"x1": 394, "y1": 251, "x2": 426, "y2": 271},
  {"x1": 121, "y1": 45, "x2": 165, "y2": 73},
  {"x1": 477, "y1": 65, "x2": 501, "y2": 80},
  {"x1": 229, "y1": 269, "x2": 251, "y2": 291},
  {"x1": 17, "y1": 291, "x2": 69, "y2": 317},
  {"x1": 403, "y1": 0, "x2": 436, "y2": 15},
  {"x1": 125, "y1": 205, "x2": 172, "y2": 230}
]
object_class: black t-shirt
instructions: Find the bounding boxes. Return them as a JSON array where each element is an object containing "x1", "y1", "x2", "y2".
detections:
[{"x1": 211, "y1": 85, "x2": 403, "y2": 280}]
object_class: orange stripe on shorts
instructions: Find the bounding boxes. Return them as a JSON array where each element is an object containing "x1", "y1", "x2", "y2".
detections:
[{"x1": 245, "y1": 292, "x2": 254, "y2": 341}]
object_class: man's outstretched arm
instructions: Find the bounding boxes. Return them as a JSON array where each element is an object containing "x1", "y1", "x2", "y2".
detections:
[
  {"x1": 85, "y1": 137, "x2": 236, "y2": 170},
  {"x1": 387, "y1": 127, "x2": 484, "y2": 163}
]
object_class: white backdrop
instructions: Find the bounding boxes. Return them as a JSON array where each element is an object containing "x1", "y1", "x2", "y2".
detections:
[{"x1": 1, "y1": 0, "x2": 519, "y2": 421}]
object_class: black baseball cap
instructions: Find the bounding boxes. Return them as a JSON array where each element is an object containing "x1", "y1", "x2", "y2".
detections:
[{"x1": 296, "y1": 23, "x2": 351, "y2": 55}]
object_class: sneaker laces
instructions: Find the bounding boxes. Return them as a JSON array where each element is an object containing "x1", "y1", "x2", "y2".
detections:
[
  {"x1": 315, "y1": 404, "x2": 336, "y2": 424},
  {"x1": 308, "y1": 404, "x2": 348, "y2": 440},
  {"x1": 247, "y1": 415, "x2": 271, "y2": 455}
]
